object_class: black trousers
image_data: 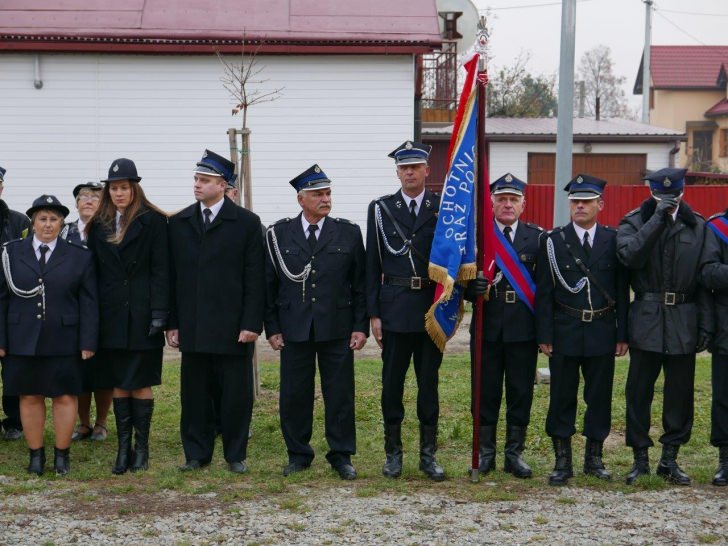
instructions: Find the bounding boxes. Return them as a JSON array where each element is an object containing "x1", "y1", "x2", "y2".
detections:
[
  {"x1": 546, "y1": 353, "x2": 615, "y2": 441},
  {"x1": 279, "y1": 338, "x2": 355, "y2": 468},
  {"x1": 625, "y1": 348, "x2": 695, "y2": 448},
  {"x1": 712, "y1": 353, "x2": 728, "y2": 447},
  {"x1": 381, "y1": 330, "x2": 443, "y2": 427},
  {"x1": 180, "y1": 349, "x2": 254, "y2": 463},
  {"x1": 1, "y1": 361, "x2": 22, "y2": 431},
  {"x1": 470, "y1": 339, "x2": 537, "y2": 427}
]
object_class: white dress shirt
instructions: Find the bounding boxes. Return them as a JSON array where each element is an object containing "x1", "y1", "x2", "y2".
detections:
[
  {"x1": 402, "y1": 189, "x2": 425, "y2": 216},
  {"x1": 33, "y1": 236, "x2": 57, "y2": 261},
  {"x1": 572, "y1": 223, "x2": 597, "y2": 247},
  {"x1": 200, "y1": 197, "x2": 225, "y2": 224},
  {"x1": 301, "y1": 215, "x2": 325, "y2": 240}
]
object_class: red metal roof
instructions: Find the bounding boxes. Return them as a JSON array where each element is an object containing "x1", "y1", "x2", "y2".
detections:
[
  {"x1": 0, "y1": 0, "x2": 441, "y2": 54},
  {"x1": 705, "y1": 97, "x2": 728, "y2": 117},
  {"x1": 634, "y1": 45, "x2": 728, "y2": 93}
]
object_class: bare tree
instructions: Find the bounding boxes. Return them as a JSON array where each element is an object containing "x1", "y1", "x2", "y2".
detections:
[{"x1": 575, "y1": 45, "x2": 629, "y2": 119}]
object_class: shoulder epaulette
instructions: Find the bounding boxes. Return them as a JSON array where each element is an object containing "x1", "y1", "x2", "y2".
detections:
[
  {"x1": 333, "y1": 217, "x2": 356, "y2": 226},
  {"x1": 273, "y1": 217, "x2": 291, "y2": 226},
  {"x1": 602, "y1": 225, "x2": 617, "y2": 232},
  {"x1": 694, "y1": 211, "x2": 706, "y2": 220},
  {"x1": 624, "y1": 207, "x2": 640, "y2": 217},
  {"x1": 2, "y1": 238, "x2": 23, "y2": 248},
  {"x1": 66, "y1": 239, "x2": 90, "y2": 251},
  {"x1": 376, "y1": 194, "x2": 393, "y2": 202},
  {"x1": 524, "y1": 222, "x2": 544, "y2": 231}
]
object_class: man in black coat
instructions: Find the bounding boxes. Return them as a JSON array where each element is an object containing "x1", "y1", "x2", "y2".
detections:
[
  {"x1": 700, "y1": 209, "x2": 728, "y2": 486},
  {"x1": 0, "y1": 165, "x2": 31, "y2": 441},
  {"x1": 366, "y1": 141, "x2": 445, "y2": 481},
  {"x1": 617, "y1": 168, "x2": 712, "y2": 485},
  {"x1": 468, "y1": 173, "x2": 542, "y2": 478},
  {"x1": 166, "y1": 150, "x2": 265, "y2": 474},
  {"x1": 536, "y1": 175, "x2": 629, "y2": 486},
  {"x1": 264, "y1": 164, "x2": 367, "y2": 480}
]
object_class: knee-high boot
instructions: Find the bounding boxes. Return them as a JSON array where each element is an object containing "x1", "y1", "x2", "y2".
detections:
[
  {"x1": 130, "y1": 398, "x2": 154, "y2": 472},
  {"x1": 112, "y1": 397, "x2": 133, "y2": 475}
]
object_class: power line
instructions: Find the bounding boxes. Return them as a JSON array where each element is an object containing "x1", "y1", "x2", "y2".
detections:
[
  {"x1": 653, "y1": 10, "x2": 707, "y2": 45},
  {"x1": 481, "y1": 0, "x2": 594, "y2": 12},
  {"x1": 657, "y1": 8, "x2": 728, "y2": 17}
]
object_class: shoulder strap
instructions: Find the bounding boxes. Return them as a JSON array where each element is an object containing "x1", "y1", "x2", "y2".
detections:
[
  {"x1": 377, "y1": 199, "x2": 427, "y2": 263},
  {"x1": 558, "y1": 231, "x2": 615, "y2": 306}
]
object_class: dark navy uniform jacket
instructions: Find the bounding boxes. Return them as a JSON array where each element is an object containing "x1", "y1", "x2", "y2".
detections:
[
  {"x1": 0, "y1": 237, "x2": 98, "y2": 356},
  {"x1": 467, "y1": 221, "x2": 541, "y2": 343},
  {"x1": 264, "y1": 213, "x2": 368, "y2": 343},
  {"x1": 365, "y1": 189, "x2": 440, "y2": 333},
  {"x1": 699, "y1": 210, "x2": 728, "y2": 355},
  {"x1": 536, "y1": 223, "x2": 629, "y2": 357}
]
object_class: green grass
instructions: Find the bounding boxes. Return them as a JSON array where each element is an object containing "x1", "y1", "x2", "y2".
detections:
[{"x1": 0, "y1": 353, "x2": 720, "y2": 503}]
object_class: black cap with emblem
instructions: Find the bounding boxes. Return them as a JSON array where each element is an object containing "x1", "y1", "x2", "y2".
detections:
[
  {"x1": 102, "y1": 158, "x2": 142, "y2": 183},
  {"x1": 26, "y1": 194, "x2": 70, "y2": 218}
]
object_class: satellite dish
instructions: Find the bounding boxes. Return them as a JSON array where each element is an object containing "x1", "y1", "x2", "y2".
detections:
[{"x1": 435, "y1": 0, "x2": 480, "y2": 53}]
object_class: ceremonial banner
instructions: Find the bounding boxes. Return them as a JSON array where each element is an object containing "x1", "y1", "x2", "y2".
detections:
[
  {"x1": 708, "y1": 216, "x2": 728, "y2": 246},
  {"x1": 426, "y1": 54, "x2": 480, "y2": 351}
]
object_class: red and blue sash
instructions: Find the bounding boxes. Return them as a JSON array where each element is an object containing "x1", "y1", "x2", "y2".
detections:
[
  {"x1": 494, "y1": 227, "x2": 536, "y2": 313},
  {"x1": 708, "y1": 215, "x2": 728, "y2": 246}
]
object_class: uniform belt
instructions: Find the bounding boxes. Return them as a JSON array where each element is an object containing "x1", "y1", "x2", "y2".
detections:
[
  {"x1": 635, "y1": 292, "x2": 692, "y2": 305},
  {"x1": 492, "y1": 289, "x2": 519, "y2": 303},
  {"x1": 383, "y1": 275, "x2": 434, "y2": 290},
  {"x1": 557, "y1": 302, "x2": 615, "y2": 322}
]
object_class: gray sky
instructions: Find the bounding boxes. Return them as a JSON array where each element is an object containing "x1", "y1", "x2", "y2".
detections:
[{"x1": 469, "y1": 0, "x2": 727, "y2": 113}]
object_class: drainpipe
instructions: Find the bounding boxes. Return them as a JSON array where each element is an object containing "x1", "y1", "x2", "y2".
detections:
[{"x1": 33, "y1": 55, "x2": 43, "y2": 89}]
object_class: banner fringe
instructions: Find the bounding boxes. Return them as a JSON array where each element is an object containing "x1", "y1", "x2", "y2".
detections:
[{"x1": 424, "y1": 296, "x2": 465, "y2": 353}]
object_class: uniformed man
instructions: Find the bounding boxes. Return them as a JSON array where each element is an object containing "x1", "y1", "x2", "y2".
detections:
[
  {"x1": 700, "y1": 207, "x2": 728, "y2": 486},
  {"x1": 0, "y1": 165, "x2": 31, "y2": 441},
  {"x1": 468, "y1": 173, "x2": 541, "y2": 478},
  {"x1": 264, "y1": 164, "x2": 367, "y2": 480},
  {"x1": 167, "y1": 150, "x2": 265, "y2": 474},
  {"x1": 366, "y1": 140, "x2": 445, "y2": 481},
  {"x1": 536, "y1": 174, "x2": 629, "y2": 486},
  {"x1": 618, "y1": 168, "x2": 712, "y2": 485}
]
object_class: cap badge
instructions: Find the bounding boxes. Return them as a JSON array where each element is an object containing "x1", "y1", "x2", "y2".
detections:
[
  {"x1": 314, "y1": 165, "x2": 321, "y2": 173},
  {"x1": 405, "y1": 141, "x2": 413, "y2": 150},
  {"x1": 46, "y1": 196, "x2": 53, "y2": 203},
  {"x1": 576, "y1": 176, "x2": 583, "y2": 184},
  {"x1": 505, "y1": 174, "x2": 513, "y2": 182},
  {"x1": 112, "y1": 163, "x2": 119, "y2": 173},
  {"x1": 664, "y1": 177, "x2": 672, "y2": 187}
]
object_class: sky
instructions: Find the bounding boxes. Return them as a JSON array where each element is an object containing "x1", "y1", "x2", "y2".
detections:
[{"x1": 466, "y1": 0, "x2": 728, "y2": 113}]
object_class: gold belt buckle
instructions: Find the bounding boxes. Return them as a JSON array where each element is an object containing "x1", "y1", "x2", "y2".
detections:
[
  {"x1": 505, "y1": 290, "x2": 516, "y2": 303},
  {"x1": 411, "y1": 277, "x2": 422, "y2": 290},
  {"x1": 581, "y1": 310, "x2": 593, "y2": 322},
  {"x1": 664, "y1": 292, "x2": 676, "y2": 306}
]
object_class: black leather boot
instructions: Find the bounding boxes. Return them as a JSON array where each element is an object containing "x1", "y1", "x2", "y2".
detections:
[
  {"x1": 656, "y1": 444, "x2": 690, "y2": 485},
  {"x1": 27, "y1": 447, "x2": 45, "y2": 476},
  {"x1": 382, "y1": 424, "x2": 403, "y2": 478},
  {"x1": 713, "y1": 446, "x2": 728, "y2": 486},
  {"x1": 478, "y1": 425, "x2": 496, "y2": 475},
  {"x1": 419, "y1": 424, "x2": 445, "y2": 482},
  {"x1": 548, "y1": 437, "x2": 573, "y2": 486},
  {"x1": 112, "y1": 397, "x2": 133, "y2": 475},
  {"x1": 583, "y1": 438, "x2": 611, "y2": 480},
  {"x1": 625, "y1": 447, "x2": 650, "y2": 485},
  {"x1": 130, "y1": 398, "x2": 154, "y2": 472},
  {"x1": 53, "y1": 447, "x2": 70, "y2": 476},
  {"x1": 504, "y1": 425, "x2": 532, "y2": 478}
]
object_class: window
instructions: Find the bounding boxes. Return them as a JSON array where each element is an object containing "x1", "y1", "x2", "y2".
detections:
[{"x1": 720, "y1": 128, "x2": 728, "y2": 158}]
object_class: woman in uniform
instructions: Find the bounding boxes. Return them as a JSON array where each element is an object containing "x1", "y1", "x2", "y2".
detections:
[
  {"x1": 86, "y1": 158, "x2": 169, "y2": 475},
  {"x1": 0, "y1": 195, "x2": 98, "y2": 475}
]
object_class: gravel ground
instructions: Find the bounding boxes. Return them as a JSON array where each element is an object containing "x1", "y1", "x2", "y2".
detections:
[{"x1": 1, "y1": 477, "x2": 727, "y2": 545}]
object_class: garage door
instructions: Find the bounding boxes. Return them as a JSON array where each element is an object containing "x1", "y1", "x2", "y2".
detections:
[{"x1": 528, "y1": 153, "x2": 647, "y2": 185}]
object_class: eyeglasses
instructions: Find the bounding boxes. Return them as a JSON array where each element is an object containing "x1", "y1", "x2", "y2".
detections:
[{"x1": 77, "y1": 195, "x2": 101, "y2": 203}]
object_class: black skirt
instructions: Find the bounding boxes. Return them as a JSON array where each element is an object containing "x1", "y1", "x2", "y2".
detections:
[
  {"x1": 96, "y1": 348, "x2": 163, "y2": 390},
  {"x1": 2, "y1": 354, "x2": 82, "y2": 397}
]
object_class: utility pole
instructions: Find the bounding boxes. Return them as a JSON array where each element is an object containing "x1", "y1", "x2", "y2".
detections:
[
  {"x1": 642, "y1": 0, "x2": 653, "y2": 123},
  {"x1": 554, "y1": 0, "x2": 576, "y2": 227}
]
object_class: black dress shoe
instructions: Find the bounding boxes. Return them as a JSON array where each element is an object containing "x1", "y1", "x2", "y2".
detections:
[
  {"x1": 27, "y1": 447, "x2": 46, "y2": 476},
  {"x1": 335, "y1": 463, "x2": 357, "y2": 481},
  {"x1": 283, "y1": 462, "x2": 310, "y2": 477},
  {"x1": 228, "y1": 461, "x2": 248, "y2": 474},
  {"x1": 179, "y1": 459, "x2": 210, "y2": 472},
  {"x1": 3, "y1": 427, "x2": 23, "y2": 441}
]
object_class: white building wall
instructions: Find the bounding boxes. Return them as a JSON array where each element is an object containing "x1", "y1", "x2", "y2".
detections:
[
  {"x1": 0, "y1": 53, "x2": 415, "y2": 229},
  {"x1": 488, "y1": 141, "x2": 676, "y2": 183}
]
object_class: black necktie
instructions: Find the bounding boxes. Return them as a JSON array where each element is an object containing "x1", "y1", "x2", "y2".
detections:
[
  {"x1": 409, "y1": 200, "x2": 417, "y2": 223},
  {"x1": 39, "y1": 244, "x2": 49, "y2": 272},
  {"x1": 203, "y1": 208, "x2": 212, "y2": 232},
  {"x1": 503, "y1": 226, "x2": 513, "y2": 245},
  {"x1": 583, "y1": 231, "x2": 591, "y2": 256},
  {"x1": 307, "y1": 224, "x2": 318, "y2": 252}
]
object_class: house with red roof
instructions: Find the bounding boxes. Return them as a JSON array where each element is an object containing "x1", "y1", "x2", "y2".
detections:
[
  {"x1": 0, "y1": 1, "x2": 441, "y2": 228},
  {"x1": 634, "y1": 45, "x2": 728, "y2": 173}
]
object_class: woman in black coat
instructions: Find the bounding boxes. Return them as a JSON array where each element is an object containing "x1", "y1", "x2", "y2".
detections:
[
  {"x1": 86, "y1": 158, "x2": 169, "y2": 475},
  {"x1": 0, "y1": 195, "x2": 98, "y2": 475}
]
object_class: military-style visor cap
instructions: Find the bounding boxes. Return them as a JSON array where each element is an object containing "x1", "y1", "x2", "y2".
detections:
[
  {"x1": 564, "y1": 174, "x2": 607, "y2": 200},
  {"x1": 27, "y1": 194, "x2": 70, "y2": 218},
  {"x1": 643, "y1": 167, "x2": 687, "y2": 193},
  {"x1": 194, "y1": 149, "x2": 236, "y2": 184},
  {"x1": 0, "y1": 166, "x2": 5, "y2": 183},
  {"x1": 389, "y1": 140, "x2": 431, "y2": 165},
  {"x1": 73, "y1": 181, "x2": 104, "y2": 198},
  {"x1": 491, "y1": 173, "x2": 527, "y2": 196},
  {"x1": 289, "y1": 164, "x2": 331, "y2": 192},
  {"x1": 103, "y1": 158, "x2": 141, "y2": 183}
]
